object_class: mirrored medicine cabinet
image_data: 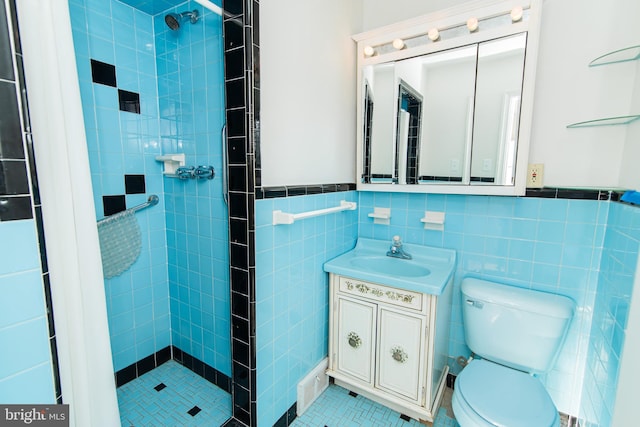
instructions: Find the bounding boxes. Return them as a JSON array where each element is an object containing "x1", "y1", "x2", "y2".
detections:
[{"x1": 354, "y1": 0, "x2": 543, "y2": 196}]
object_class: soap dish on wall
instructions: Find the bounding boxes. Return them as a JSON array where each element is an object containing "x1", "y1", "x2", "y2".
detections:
[
  {"x1": 155, "y1": 153, "x2": 185, "y2": 176},
  {"x1": 368, "y1": 207, "x2": 391, "y2": 225}
]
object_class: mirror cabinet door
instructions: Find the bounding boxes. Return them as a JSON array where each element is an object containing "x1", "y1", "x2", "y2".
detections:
[
  {"x1": 419, "y1": 45, "x2": 478, "y2": 185},
  {"x1": 360, "y1": 33, "x2": 529, "y2": 191},
  {"x1": 363, "y1": 64, "x2": 396, "y2": 183},
  {"x1": 471, "y1": 33, "x2": 527, "y2": 185}
]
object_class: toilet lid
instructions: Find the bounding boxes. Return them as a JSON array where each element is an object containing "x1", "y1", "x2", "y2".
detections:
[{"x1": 456, "y1": 359, "x2": 559, "y2": 427}]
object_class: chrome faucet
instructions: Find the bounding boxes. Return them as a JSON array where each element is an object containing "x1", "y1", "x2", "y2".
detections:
[{"x1": 386, "y1": 235, "x2": 412, "y2": 260}]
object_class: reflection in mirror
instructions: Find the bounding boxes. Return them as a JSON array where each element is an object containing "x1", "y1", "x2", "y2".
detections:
[
  {"x1": 419, "y1": 45, "x2": 477, "y2": 184},
  {"x1": 396, "y1": 80, "x2": 422, "y2": 184},
  {"x1": 471, "y1": 33, "x2": 527, "y2": 185},
  {"x1": 362, "y1": 81, "x2": 374, "y2": 183},
  {"x1": 365, "y1": 64, "x2": 396, "y2": 182}
]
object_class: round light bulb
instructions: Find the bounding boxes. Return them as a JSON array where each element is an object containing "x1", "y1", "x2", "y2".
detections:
[
  {"x1": 392, "y1": 38, "x2": 405, "y2": 50},
  {"x1": 467, "y1": 17, "x2": 479, "y2": 32},
  {"x1": 427, "y1": 28, "x2": 440, "y2": 41},
  {"x1": 511, "y1": 6, "x2": 524, "y2": 22},
  {"x1": 363, "y1": 45, "x2": 375, "y2": 57}
]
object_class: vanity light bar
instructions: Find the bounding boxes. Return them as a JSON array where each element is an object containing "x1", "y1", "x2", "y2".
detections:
[{"x1": 361, "y1": 6, "x2": 529, "y2": 58}]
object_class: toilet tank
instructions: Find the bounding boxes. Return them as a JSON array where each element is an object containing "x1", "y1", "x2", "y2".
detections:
[{"x1": 461, "y1": 278, "x2": 575, "y2": 374}]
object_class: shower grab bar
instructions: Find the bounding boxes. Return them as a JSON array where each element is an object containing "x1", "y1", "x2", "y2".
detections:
[
  {"x1": 222, "y1": 124, "x2": 228, "y2": 205},
  {"x1": 272, "y1": 200, "x2": 357, "y2": 225},
  {"x1": 97, "y1": 195, "x2": 159, "y2": 225}
]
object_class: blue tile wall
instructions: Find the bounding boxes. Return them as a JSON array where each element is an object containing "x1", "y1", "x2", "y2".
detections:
[
  {"x1": 0, "y1": 220, "x2": 55, "y2": 403},
  {"x1": 69, "y1": 0, "x2": 170, "y2": 372},
  {"x1": 357, "y1": 191, "x2": 607, "y2": 415},
  {"x1": 0, "y1": 0, "x2": 58, "y2": 404},
  {"x1": 155, "y1": 1, "x2": 230, "y2": 377},
  {"x1": 580, "y1": 202, "x2": 640, "y2": 427},
  {"x1": 255, "y1": 191, "x2": 359, "y2": 426}
]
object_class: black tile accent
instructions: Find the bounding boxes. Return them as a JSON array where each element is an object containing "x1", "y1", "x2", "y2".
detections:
[
  {"x1": 115, "y1": 364, "x2": 137, "y2": 387},
  {"x1": 256, "y1": 183, "x2": 357, "y2": 200},
  {"x1": 400, "y1": 414, "x2": 411, "y2": 422},
  {"x1": 0, "y1": 196, "x2": 32, "y2": 221},
  {"x1": 187, "y1": 406, "x2": 202, "y2": 417},
  {"x1": 118, "y1": 89, "x2": 141, "y2": 114},
  {"x1": 228, "y1": 191, "x2": 248, "y2": 218},
  {"x1": 234, "y1": 383, "x2": 250, "y2": 412},
  {"x1": 525, "y1": 187, "x2": 618, "y2": 201},
  {"x1": 0, "y1": 0, "x2": 14, "y2": 81},
  {"x1": 556, "y1": 188, "x2": 600, "y2": 200},
  {"x1": 230, "y1": 243, "x2": 248, "y2": 270},
  {"x1": 157, "y1": 346, "x2": 172, "y2": 365},
  {"x1": 0, "y1": 81, "x2": 25, "y2": 159},
  {"x1": 232, "y1": 338, "x2": 250, "y2": 367},
  {"x1": 154, "y1": 383, "x2": 167, "y2": 392},
  {"x1": 233, "y1": 361, "x2": 249, "y2": 390},
  {"x1": 0, "y1": 160, "x2": 29, "y2": 195},
  {"x1": 225, "y1": 79, "x2": 246, "y2": 110},
  {"x1": 232, "y1": 314, "x2": 249, "y2": 344},
  {"x1": 124, "y1": 174, "x2": 146, "y2": 194},
  {"x1": 224, "y1": 22, "x2": 244, "y2": 51},
  {"x1": 348, "y1": 391, "x2": 358, "y2": 397},
  {"x1": 227, "y1": 135, "x2": 247, "y2": 162},
  {"x1": 225, "y1": 48, "x2": 245, "y2": 81},
  {"x1": 103, "y1": 194, "x2": 126, "y2": 216},
  {"x1": 230, "y1": 218, "x2": 248, "y2": 245},
  {"x1": 90, "y1": 59, "x2": 117, "y2": 87},
  {"x1": 273, "y1": 402, "x2": 297, "y2": 427},
  {"x1": 227, "y1": 108, "x2": 247, "y2": 140},
  {"x1": 230, "y1": 268, "x2": 249, "y2": 295},
  {"x1": 136, "y1": 353, "x2": 156, "y2": 377},
  {"x1": 228, "y1": 165, "x2": 247, "y2": 192}
]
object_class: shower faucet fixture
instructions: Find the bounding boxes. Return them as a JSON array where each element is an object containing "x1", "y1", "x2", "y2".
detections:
[
  {"x1": 164, "y1": 10, "x2": 200, "y2": 31},
  {"x1": 175, "y1": 165, "x2": 215, "y2": 180}
]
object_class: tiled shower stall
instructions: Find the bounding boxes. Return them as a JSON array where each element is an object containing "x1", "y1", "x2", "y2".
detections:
[{"x1": 69, "y1": 0, "x2": 231, "y2": 393}]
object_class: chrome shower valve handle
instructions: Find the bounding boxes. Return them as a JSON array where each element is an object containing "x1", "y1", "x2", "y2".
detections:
[{"x1": 194, "y1": 165, "x2": 215, "y2": 180}]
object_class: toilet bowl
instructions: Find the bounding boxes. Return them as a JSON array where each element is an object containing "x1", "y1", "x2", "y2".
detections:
[
  {"x1": 452, "y1": 278, "x2": 574, "y2": 427},
  {"x1": 452, "y1": 359, "x2": 560, "y2": 427}
]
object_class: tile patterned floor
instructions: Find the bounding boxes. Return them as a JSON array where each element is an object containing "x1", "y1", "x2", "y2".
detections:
[
  {"x1": 117, "y1": 360, "x2": 232, "y2": 426},
  {"x1": 291, "y1": 384, "x2": 460, "y2": 427}
]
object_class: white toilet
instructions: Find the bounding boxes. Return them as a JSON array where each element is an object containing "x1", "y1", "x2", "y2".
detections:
[{"x1": 452, "y1": 278, "x2": 575, "y2": 427}]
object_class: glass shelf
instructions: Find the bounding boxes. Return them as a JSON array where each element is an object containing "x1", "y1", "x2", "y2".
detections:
[
  {"x1": 589, "y1": 45, "x2": 640, "y2": 67},
  {"x1": 566, "y1": 115, "x2": 640, "y2": 128}
]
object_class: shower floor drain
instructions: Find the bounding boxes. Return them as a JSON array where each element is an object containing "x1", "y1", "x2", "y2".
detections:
[
  {"x1": 187, "y1": 406, "x2": 201, "y2": 416},
  {"x1": 154, "y1": 383, "x2": 167, "y2": 391}
]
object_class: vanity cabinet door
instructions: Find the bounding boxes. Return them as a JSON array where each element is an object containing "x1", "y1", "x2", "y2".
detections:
[
  {"x1": 376, "y1": 307, "x2": 425, "y2": 403},
  {"x1": 336, "y1": 296, "x2": 377, "y2": 385}
]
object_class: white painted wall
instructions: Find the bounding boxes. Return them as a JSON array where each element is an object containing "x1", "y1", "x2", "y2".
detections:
[
  {"x1": 260, "y1": 0, "x2": 362, "y2": 187},
  {"x1": 261, "y1": 0, "x2": 640, "y2": 188}
]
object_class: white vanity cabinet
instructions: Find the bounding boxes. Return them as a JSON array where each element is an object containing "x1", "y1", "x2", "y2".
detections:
[{"x1": 327, "y1": 274, "x2": 453, "y2": 423}]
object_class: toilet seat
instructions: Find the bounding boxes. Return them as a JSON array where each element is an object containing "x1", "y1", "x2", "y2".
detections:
[{"x1": 453, "y1": 359, "x2": 560, "y2": 427}]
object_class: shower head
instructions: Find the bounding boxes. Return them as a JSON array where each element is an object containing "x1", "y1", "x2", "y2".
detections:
[{"x1": 164, "y1": 10, "x2": 200, "y2": 31}]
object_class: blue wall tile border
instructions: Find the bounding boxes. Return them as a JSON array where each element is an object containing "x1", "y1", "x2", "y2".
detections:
[
  {"x1": 114, "y1": 345, "x2": 232, "y2": 395},
  {"x1": 256, "y1": 183, "x2": 357, "y2": 199}
]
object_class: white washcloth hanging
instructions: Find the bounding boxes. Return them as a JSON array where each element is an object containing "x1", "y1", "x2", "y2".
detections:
[{"x1": 97, "y1": 209, "x2": 142, "y2": 278}]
